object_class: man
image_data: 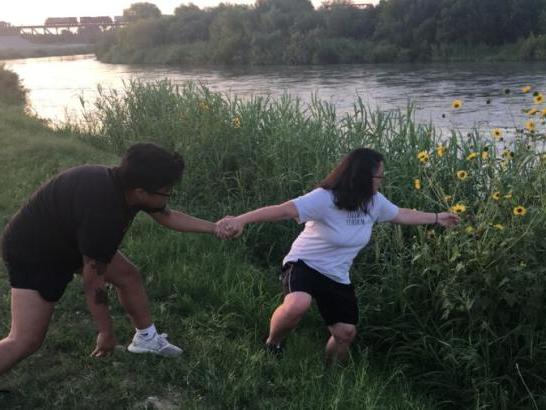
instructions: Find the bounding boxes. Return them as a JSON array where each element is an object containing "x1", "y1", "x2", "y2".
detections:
[{"x1": 0, "y1": 143, "x2": 222, "y2": 376}]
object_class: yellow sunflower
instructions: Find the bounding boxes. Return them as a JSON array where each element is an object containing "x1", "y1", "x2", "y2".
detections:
[
  {"x1": 527, "y1": 108, "x2": 538, "y2": 116},
  {"x1": 525, "y1": 120, "x2": 536, "y2": 131},
  {"x1": 452, "y1": 99, "x2": 462, "y2": 109},
  {"x1": 522, "y1": 85, "x2": 532, "y2": 93},
  {"x1": 466, "y1": 152, "x2": 478, "y2": 160},
  {"x1": 456, "y1": 170, "x2": 469, "y2": 180},
  {"x1": 534, "y1": 94, "x2": 544, "y2": 104},
  {"x1": 417, "y1": 151, "x2": 430, "y2": 163},
  {"x1": 491, "y1": 128, "x2": 503, "y2": 140},
  {"x1": 450, "y1": 203, "x2": 466, "y2": 214},
  {"x1": 414, "y1": 179, "x2": 422, "y2": 190},
  {"x1": 504, "y1": 192, "x2": 513, "y2": 199},
  {"x1": 542, "y1": 108, "x2": 546, "y2": 117},
  {"x1": 501, "y1": 149, "x2": 513, "y2": 159},
  {"x1": 436, "y1": 145, "x2": 446, "y2": 157},
  {"x1": 481, "y1": 151, "x2": 489, "y2": 160},
  {"x1": 232, "y1": 116, "x2": 241, "y2": 128},
  {"x1": 493, "y1": 224, "x2": 505, "y2": 230},
  {"x1": 491, "y1": 191, "x2": 501, "y2": 201},
  {"x1": 513, "y1": 206, "x2": 527, "y2": 216}
]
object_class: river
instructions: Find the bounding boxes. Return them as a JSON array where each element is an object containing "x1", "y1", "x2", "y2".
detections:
[{"x1": 4, "y1": 54, "x2": 546, "y2": 135}]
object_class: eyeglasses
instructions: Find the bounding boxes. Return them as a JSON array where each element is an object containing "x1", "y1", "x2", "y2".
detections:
[{"x1": 148, "y1": 191, "x2": 172, "y2": 198}]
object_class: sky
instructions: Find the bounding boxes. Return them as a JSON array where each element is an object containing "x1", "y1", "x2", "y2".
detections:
[{"x1": 3, "y1": 0, "x2": 379, "y2": 26}]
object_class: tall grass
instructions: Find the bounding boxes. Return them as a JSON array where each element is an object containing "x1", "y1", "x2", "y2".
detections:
[{"x1": 70, "y1": 79, "x2": 546, "y2": 408}]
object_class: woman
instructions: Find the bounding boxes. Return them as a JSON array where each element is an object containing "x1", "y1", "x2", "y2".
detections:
[{"x1": 218, "y1": 148, "x2": 460, "y2": 363}]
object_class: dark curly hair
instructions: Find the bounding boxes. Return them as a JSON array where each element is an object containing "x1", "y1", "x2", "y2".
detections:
[{"x1": 118, "y1": 143, "x2": 185, "y2": 192}]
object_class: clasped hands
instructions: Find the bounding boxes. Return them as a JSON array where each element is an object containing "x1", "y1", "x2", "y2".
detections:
[{"x1": 214, "y1": 216, "x2": 245, "y2": 240}]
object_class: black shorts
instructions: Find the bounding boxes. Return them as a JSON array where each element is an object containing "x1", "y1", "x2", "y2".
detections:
[
  {"x1": 2, "y1": 255, "x2": 74, "y2": 303},
  {"x1": 280, "y1": 260, "x2": 358, "y2": 326}
]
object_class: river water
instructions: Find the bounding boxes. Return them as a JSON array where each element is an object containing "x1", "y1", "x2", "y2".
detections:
[{"x1": 4, "y1": 54, "x2": 546, "y2": 134}]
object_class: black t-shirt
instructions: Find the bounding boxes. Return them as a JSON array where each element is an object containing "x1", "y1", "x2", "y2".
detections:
[{"x1": 1, "y1": 165, "x2": 139, "y2": 273}]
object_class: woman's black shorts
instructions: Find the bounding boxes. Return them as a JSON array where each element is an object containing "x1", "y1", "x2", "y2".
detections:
[{"x1": 280, "y1": 260, "x2": 358, "y2": 326}]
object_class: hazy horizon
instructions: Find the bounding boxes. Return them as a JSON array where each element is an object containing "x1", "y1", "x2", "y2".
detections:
[{"x1": 3, "y1": 0, "x2": 379, "y2": 26}]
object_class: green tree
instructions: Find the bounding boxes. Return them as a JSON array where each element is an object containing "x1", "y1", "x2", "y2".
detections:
[
  {"x1": 319, "y1": 2, "x2": 377, "y2": 39},
  {"x1": 436, "y1": 0, "x2": 475, "y2": 44},
  {"x1": 209, "y1": 6, "x2": 253, "y2": 64},
  {"x1": 94, "y1": 0, "x2": 546, "y2": 64},
  {"x1": 169, "y1": 4, "x2": 213, "y2": 43},
  {"x1": 122, "y1": 18, "x2": 166, "y2": 49},
  {"x1": 123, "y1": 2, "x2": 162, "y2": 22},
  {"x1": 507, "y1": 0, "x2": 545, "y2": 41},
  {"x1": 255, "y1": 0, "x2": 314, "y2": 14},
  {"x1": 251, "y1": 0, "x2": 315, "y2": 63}
]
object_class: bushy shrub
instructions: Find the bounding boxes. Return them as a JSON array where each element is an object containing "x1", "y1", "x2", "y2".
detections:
[
  {"x1": 519, "y1": 34, "x2": 546, "y2": 60},
  {"x1": 0, "y1": 65, "x2": 26, "y2": 106}
]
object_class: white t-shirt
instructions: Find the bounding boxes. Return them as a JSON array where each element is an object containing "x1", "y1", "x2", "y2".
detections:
[{"x1": 283, "y1": 188, "x2": 399, "y2": 284}]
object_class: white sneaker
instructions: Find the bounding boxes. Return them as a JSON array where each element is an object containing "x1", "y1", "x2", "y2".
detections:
[{"x1": 127, "y1": 332, "x2": 183, "y2": 357}]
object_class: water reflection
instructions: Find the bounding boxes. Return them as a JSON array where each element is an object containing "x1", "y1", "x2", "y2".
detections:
[{"x1": 4, "y1": 54, "x2": 546, "y2": 134}]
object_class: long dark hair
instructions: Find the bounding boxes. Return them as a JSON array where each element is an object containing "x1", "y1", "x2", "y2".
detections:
[{"x1": 319, "y1": 148, "x2": 384, "y2": 213}]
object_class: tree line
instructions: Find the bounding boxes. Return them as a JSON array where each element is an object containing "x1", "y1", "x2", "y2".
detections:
[{"x1": 96, "y1": 0, "x2": 546, "y2": 64}]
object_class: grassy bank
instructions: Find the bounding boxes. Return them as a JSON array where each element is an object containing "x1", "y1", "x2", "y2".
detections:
[{"x1": 0, "y1": 73, "x2": 432, "y2": 407}]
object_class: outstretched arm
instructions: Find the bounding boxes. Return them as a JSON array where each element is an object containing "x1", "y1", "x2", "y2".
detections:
[
  {"x1": 390, "y1": 208, "x2": 460, "y2": 227},
  {"x1": 217, "y1": 201, "x2": 298, "y2": 238},
  {"x1": 149, "y1": 207, "x2": 216, "y2": 234},
  {"x1": 82, "y1": 256, "x2": 117, "y2": 357}
]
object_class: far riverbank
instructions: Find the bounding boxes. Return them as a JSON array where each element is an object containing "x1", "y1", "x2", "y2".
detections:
[{"x1": 0, "y1": 35, "x2": 92, "y2": 59}]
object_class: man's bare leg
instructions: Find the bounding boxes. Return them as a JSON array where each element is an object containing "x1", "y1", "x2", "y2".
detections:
[
  {"x1": 103, "y1": 251, "x2": 151, "y2": 329},
  {"x1": 0, "y1": 288, "x2": 54, "y2": 376},
  {"x1": 104, "y1": 252, "x2": 183, "y2": 356}
]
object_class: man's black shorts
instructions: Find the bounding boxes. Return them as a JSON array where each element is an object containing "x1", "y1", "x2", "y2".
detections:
[
  {"x1": 280, "y1": 260, "x2": 358, "y2": 326},
  {"x1": 2, "y1": 253, "x2": 74, "y2": 303}
]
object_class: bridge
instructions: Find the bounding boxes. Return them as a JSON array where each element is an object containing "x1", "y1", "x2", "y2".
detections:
[{"x1": 0, "y1": 17, "x2": 126, "y2": 36}]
